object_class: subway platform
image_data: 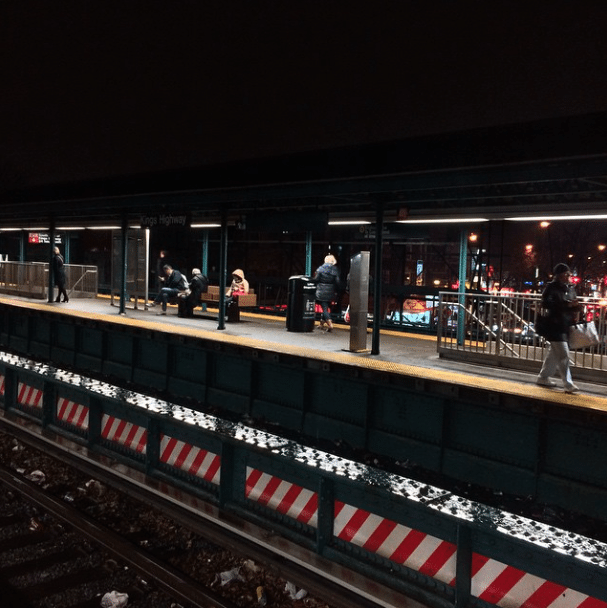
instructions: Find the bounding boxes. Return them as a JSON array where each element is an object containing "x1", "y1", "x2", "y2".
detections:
[{"x1": 20, "y1": 294, "x2": 607, "y2": 413}]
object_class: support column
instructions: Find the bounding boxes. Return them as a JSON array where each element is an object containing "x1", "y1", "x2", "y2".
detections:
[
  {"x1": 305, "y1": 231, "x2": 312, "y2": 276},
  {"x1": 119, "y1": 215, "x2": 128, "y2": 315},
  {"x1": 19, "y1": 231, "x2": 25, "y2": 262},
  {"x1": 457, "y1": 229, "x2": 468, "y2": 346},
  {"x1": 371, "y1": 203, "x2": 384, "y2": 355},
  {"x1": 201, "y1": 230, "x2": 209, "y2": 276},
  {"x1": 48, "y1": 217, "x2": 56, "y2": 303},
  {"x1": 218, "y1": 211, "x2": 228, "y2": 330}
]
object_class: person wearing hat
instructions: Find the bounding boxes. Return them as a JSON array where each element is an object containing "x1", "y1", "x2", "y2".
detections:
[
  {"x1": 536, "y1": 263, "x2": 581, "y2": 393},
  {"x1": 226, "y1": 269, "x2": 249, "y2": 297}
]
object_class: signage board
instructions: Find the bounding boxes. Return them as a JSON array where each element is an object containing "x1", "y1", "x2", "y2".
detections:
[
  {"x1": 28, "y1": 233, "x2": 62, "y2": 244},
  {"x1": 140, "y1": 213, "x2": 190, "y2": 229}
]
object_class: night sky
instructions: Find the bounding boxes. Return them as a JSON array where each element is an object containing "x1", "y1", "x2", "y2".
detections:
[{"x1": 3, "y1": 3, "x2": 607, "y2": 190}]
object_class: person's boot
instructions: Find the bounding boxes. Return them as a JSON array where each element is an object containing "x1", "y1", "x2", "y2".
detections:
[
  {"x1": 326, "y1": 319, "x2": 333, "y2": 332},
  {"x1": 55, "y1": 296, "x2": 61, "y2": 302}
]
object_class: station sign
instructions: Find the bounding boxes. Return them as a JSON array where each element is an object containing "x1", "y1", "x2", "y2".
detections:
[
  {"x1": 140, "y1": 213, "x2": 190, "y2": 229},
  {"x1": 28, "y1": 233, "x2": 62, "y2": 244}
]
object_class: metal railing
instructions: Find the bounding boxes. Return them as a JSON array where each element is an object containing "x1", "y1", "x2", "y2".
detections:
[
  {"x1": 437, "y1": 291, "x2": 607, "y2": 382},
  {"x1": 0, "y1": 261, "x2": 98, "y2": 299}
]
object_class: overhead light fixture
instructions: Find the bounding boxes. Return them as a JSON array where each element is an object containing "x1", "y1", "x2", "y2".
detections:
[
  {"x1": 191, "y1": 223, "x2": 222, "y2": 228},
  {"x1": 397, "y1": 218, "x2": 489, "y2": 224},
  {"x1": 57, "y1": 226, "x2": 86, "y2": 231},
  {"x1": 328, "y1": 220, "x2": 371, "y2": 225},
  {"x1": 505, "y1": 214, "x2": 607, "y2": 221},
  {"x1": 87, "y1": 225, "x2": 121, "y2": 230},
  {"x1": 0, "y1": 228, "x2": 22, "y2": 232}
]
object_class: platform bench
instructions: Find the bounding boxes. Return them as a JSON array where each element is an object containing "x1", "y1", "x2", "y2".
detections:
[{"x1": 199, "y1": 285, "x2": 257, "y2": 321}]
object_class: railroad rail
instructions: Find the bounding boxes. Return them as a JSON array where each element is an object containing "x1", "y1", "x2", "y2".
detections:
[
  {"x1": 0, "y1": 461, "x2": 239, "y2": 608},
  {"x1": 0, "y1": 427, "x2": 389, "y2": 608},
  {"x1": 0, "y1": 351, "x2": 606, "y2": 608}
]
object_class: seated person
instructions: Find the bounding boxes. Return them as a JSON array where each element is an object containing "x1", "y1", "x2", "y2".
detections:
[
  {"x1": 226, "y1": 268, "x2": 249, "y2": 306},
  {"x1": 178, "y1": 268, "x2": 209, "y2": 317},
  {"x1": 151, "y1": 264, "x2": 188, "y2": 315}
]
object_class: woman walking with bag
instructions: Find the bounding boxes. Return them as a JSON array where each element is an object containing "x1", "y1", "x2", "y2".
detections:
[{"x1": 536, "y1": 263, "x2": 581, "y2": 393}]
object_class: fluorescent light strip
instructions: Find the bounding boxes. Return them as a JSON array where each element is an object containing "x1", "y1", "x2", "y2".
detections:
[
  {"x1": 191, "y1": 223, "x2": 222, "y2": 228},
  {"x1": 397, "y1": 218, "x2": 489, "y2": 224},
  {"x1": 87, "y1": 225, "x2": 121, "y2": 230},
  {"x1": 505, "y1": 214, "x2": 607, "y2": 221},
  {"x1": 328, "y1": 220, "x2": 371, "y2": 225}
]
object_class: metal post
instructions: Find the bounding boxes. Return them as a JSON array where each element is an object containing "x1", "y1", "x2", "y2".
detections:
[
  {"x1": 218, "y1": 211, "x2": 228, "y2": 330},
  {"x1": 305, "y1": 230, "x2": 312, "y2": 276},
  {"x1": 457, "y1": 229, "x2": 468, "y2": 346},
  {"x1": 454, "y1": 525, "x2": 472, "y2": 608},
  {"x1": 48, "y1": 218, "x2": 56, "y2": 303},
  {"x1": 201, "y1": 230, "x2": 209, "y2": 276},
  {"x1": 371, "y1": 203, "x2": 384, "y2": 355},
  {"x1": 19, "y1": 230, "x2": 25, "y2": 262},
  {"x1": 119, "y1": 215, "x2": 128, "y2": 315}
]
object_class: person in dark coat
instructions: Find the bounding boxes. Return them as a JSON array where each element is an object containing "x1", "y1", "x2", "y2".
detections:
[
  {"x1": 178, "y1": 268, "x2": 208, "y2": 317},
  {"x1": 52, "y1": 246, "x2": 69, "y2": 303},
  {"x1": 312, "y1": 254, "x2": 341, "y2": 331},
  {"x1": 151, "y1": 264, "x2": 188, "y2": 315},
  {"x1": 536, "y1": 263, "x2": 581, "y2": 393}
]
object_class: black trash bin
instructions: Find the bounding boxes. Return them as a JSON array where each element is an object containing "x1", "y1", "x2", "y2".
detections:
[{"x1": 286, "y1": 275, "x2": 316, "y2": 332}]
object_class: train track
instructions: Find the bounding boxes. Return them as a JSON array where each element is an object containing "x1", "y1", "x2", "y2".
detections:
[
  {"x1": 0, "y1": 461, "x2": 245, "y2": 608},
  {"x1": 0, "y1": 423, "x2": 412, "y2": 608}
]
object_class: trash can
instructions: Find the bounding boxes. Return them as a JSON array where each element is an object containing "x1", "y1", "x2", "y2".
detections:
[{"x1": 286, "y1": 275, "x2": 316, "y2": 332}]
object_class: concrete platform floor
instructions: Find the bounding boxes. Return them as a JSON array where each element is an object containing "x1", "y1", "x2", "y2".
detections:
[{"x1": 10, "y1": 295, "x2": 607, "y2": 409}]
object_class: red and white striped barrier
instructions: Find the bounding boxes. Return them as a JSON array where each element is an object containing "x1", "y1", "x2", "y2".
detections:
[
  {"x1": 17, "y1": 381, "x2": 43, "y2": 409},
  {"x1": 465, "y1": 553, "x2": 607, "y2": 608},
  {"x1": 244, "y1": 468, "x2": 606, "y2": 607},
  {"x1": 101, "y1": 414, "x2": 147, "y2": 454},
  {"x1": 56, "y1": 397, "x2": 89, "y2": 431},
  {"x1": 245, "y1": 467, "x2": 319, "y2": 527},
  {"x1": 160, "y1": 435, "x2": 221, "y2": 485},
  {"x1": 334, "y1": 500, "x2": 457, "y2": 584}
]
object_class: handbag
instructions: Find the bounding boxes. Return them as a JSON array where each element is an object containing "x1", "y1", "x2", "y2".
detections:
[
  {"x1": 535, "y1": 314, "x2": 550, "y2": 338},
  {"x1": 568, "y1": 322, "x2": 600, "y2": 350},
  {"x1": 344, "y1": 305, "x2": 350, "y2": 324}
]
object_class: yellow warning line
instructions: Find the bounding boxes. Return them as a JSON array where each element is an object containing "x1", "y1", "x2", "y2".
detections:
[{"x1": 4, "y1": 296, "x2": 607, "y2": 413}]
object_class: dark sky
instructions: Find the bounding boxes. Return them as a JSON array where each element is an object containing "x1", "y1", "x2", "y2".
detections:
[{"x1": 3, "y1": 2, "x2": 607, "y2": 189}]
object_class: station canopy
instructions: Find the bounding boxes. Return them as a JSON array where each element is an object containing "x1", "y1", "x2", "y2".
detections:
[{"x1": 2, "y1": 112, "x2": 607, "y2": 229}]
